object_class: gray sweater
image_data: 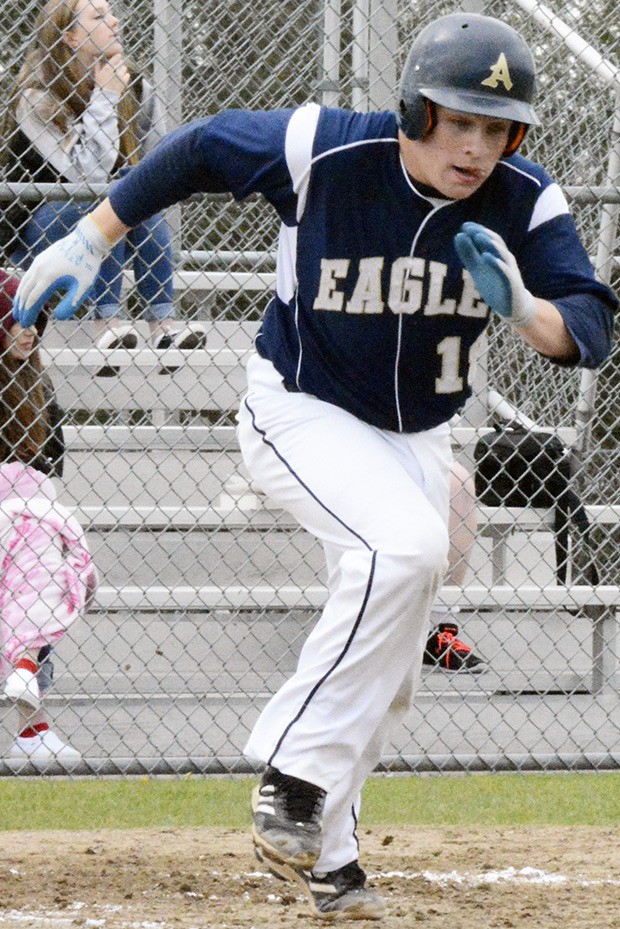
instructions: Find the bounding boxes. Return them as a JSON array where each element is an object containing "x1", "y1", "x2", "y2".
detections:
[{"x1": 15, "y1": 79, "x2": 167, "y2": 184}]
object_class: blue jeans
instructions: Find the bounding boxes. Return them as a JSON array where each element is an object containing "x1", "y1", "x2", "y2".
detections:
[
  {"x1": 12, "y1": 200, "x2": 175, "y2": 322},
  {"x1": 36, "y1": 645, "x2": 54, "y2": 694}
]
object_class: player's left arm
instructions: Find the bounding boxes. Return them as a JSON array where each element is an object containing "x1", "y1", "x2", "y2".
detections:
[
  {"x1": 454, "y1": 220, "x2": 616, "y2": 368},
  {"x1": 513, "y1": 296, "x2": 579, "y2": 361}
]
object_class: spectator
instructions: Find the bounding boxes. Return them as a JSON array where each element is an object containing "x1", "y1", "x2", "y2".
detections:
[
  {"x1": 0, "y1": 0, "x2": 205, "y2": 372},
  {"x1": 0, "y1": 271, "x2": 97, "y2": 765}
]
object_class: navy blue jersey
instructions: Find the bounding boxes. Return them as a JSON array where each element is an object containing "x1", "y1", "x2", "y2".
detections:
[{"x1": 109, "y1": 104, "x2": 616, "y2": 432}]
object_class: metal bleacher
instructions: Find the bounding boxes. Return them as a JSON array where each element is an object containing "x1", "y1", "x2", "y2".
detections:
[
  {"x1": 0, "y1": 0, "x2": 618, "y2": 776},
  {"x1": 3, "y1": 316, "x2": 610, "y2": 770}
]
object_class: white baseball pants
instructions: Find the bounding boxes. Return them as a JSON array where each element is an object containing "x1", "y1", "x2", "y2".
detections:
[{"x1": 238, "y1": 354, "x2": 452, "y2": 872}]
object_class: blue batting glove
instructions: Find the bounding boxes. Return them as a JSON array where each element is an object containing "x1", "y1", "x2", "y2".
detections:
[
  {"x1": 14, "y1": 216, "x2": 113, "y2": 327},
  {"x1": 454, "y1": 221, "x2": 536, "y2": 327}
]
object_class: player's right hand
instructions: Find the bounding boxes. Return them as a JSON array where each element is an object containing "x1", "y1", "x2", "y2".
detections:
[{"x1": 14, "y1": 216, "x2": 114, "y2": 328}]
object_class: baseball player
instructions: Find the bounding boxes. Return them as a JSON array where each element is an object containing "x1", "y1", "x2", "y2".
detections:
[{"x1": 13, "y1": 12, "x2": 617, "y2": 921}]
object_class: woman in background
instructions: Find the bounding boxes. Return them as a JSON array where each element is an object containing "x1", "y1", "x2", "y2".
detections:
[{"x1": 1, "y1": 0, "x2": 205, "y2": 369}]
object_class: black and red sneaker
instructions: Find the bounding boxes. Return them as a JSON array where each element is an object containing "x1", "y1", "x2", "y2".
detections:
[{"x1": 423, "y1": 623, "x2": 487, "y2": 673}]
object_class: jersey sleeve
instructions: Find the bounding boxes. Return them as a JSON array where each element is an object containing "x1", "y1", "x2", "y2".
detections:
[
  {"x1": 109, "y1": 108, "x2": 299, "y2": 227},
  {"x1": 518, "y1": 212, "x2": 616, "y2": 369}
]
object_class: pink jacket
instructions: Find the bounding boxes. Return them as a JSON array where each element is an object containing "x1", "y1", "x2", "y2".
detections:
[{"x1": 0, "y1": 462, "x2": 98, "y2": 674}]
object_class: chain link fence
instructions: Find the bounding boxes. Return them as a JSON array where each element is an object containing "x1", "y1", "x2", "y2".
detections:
[{"x1": 0, "y1": 0, "x2": 618, "y2": 775}]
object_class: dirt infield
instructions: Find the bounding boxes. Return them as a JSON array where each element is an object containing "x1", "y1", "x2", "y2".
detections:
[{"x1": 1, "y1": 826, "x2": 619, "y2": 928}]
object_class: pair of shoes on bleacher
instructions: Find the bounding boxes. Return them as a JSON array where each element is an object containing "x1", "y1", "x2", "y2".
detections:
[
  {"x1": 252, "y1": 765, "x2": 385, "y2": 920},
  {"x1": 95, "y1": 321, "x2": 207, "y2": 376},
  {"x1": 95, "y1": 321, "x2": 207, "y2": 351}
]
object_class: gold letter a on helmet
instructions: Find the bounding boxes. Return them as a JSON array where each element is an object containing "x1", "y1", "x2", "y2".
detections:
[{"x1": 481, "y1": 53, "x2": 513, "y2": 91}]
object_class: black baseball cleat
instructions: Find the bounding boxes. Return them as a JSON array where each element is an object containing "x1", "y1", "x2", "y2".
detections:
[
  {"x1": 423, "y1": 622, "x2": 487, "y2": 673},
  {"x1": 252, "y1": 766, "x2": 326, "y2": 872},
  {"x1": 301, "y1": 860, "x2": 386, "y2": 921},
  {"x1": 256, "y1": 848, "x2": 385, "y2": 921}
]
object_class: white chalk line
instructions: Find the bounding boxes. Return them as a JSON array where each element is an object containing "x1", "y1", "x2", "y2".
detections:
[{"x1": 369, "y1": 866, "x2": 620, "y2": 887}]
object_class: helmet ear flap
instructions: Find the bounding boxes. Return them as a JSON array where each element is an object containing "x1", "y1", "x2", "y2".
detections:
[
  {"x1": 397, "y1": 95, "x2": 436, "y2": 141},
  {"x1": 424, "y1": 98, "x2": 436, "y2": 137},
  {"x1": 504, "y1": 122, "x2": 527, "y2": 156}
]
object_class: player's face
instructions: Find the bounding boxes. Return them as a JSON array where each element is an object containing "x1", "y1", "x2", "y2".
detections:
[
  {"x1": 65, "y1": 0, "x2": 122, "y2": 67},
  {"x1": 6, "y1": 323, "x2": 37, "y2": 361},
  {"x1": 400, "y1": 105, "x2": 512, "y2": 200}
]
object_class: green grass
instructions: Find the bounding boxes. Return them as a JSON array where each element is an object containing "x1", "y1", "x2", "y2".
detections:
[
  {"x1": 1, "y1": 771, "x2": 619, "y2": 831},
  {"x1": 363, "y1": 772, "x2": 620, "y2": 827}
]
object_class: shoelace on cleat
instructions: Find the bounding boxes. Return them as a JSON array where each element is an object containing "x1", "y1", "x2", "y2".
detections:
[{"x1": 435, "y1": 625, "x2": 471, "y2": 657}]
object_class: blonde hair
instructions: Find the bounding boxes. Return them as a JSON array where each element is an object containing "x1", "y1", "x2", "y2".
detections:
[{"x1": 9, "y1": 0, "x2": 141, "y2": 167}]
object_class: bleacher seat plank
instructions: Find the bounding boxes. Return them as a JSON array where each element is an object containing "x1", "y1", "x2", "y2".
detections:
[
  {"x1": 90, "y1": 583, "x2": 620, "y2": 612},
  {"x1": 72, "y1": 504, "x2": 293, "y2": 529},
  {"x1": 68, "y1": 502, "x2": 620, "y2": 532},
  {"x1": 62, "y1": 425, "x2": 237, "y2": 451},
  {"x1": 60, "y1": 423, "x2": 579, "y2": 450}
]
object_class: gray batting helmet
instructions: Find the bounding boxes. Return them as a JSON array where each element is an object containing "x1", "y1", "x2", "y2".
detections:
[{"x1": 397, "y1": 13, "x2": 539, "y2": 155}]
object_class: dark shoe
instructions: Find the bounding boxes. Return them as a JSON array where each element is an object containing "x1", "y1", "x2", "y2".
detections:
[
  {"x1": 302, "y1": 860, "x2": 386, "y2": 920},
  {"x1": 252, "y1": 765, "x2": 325, "y2": 871},
  {"x1": 150, "y1": 323, "x2": 206, "y2": 351},
  {"x1": 257, "y1": 849, "x2": 385, "y2": 921},
  {"x1": 95, "y1": 325, "x2": 139, "y2": 377},
  {"x1": 151, "y1": 323, "x2": 207, "y2": 374},
  {"x1": 423, "y1": 622, "x2": 487, "y2": 673},
  {"x1": 95, "y1": 363, "x2": 121, "y2": 377}
]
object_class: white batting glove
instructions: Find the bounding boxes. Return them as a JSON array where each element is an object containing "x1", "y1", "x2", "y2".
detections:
[
  {"x1": 454, "y1": 222, "x2": 537, "y2": 328},
  {"x1": 14, "y1": 215, "x2": 114, "y2": 327}
]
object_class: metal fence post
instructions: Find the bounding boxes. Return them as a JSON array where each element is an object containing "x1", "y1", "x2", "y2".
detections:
[
  {"x1": 153, "y1": 0, "x2": 183, "y2": 257},
  {"x1": 367, "y1": 0, "x2": 398, "y2": 111}
]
